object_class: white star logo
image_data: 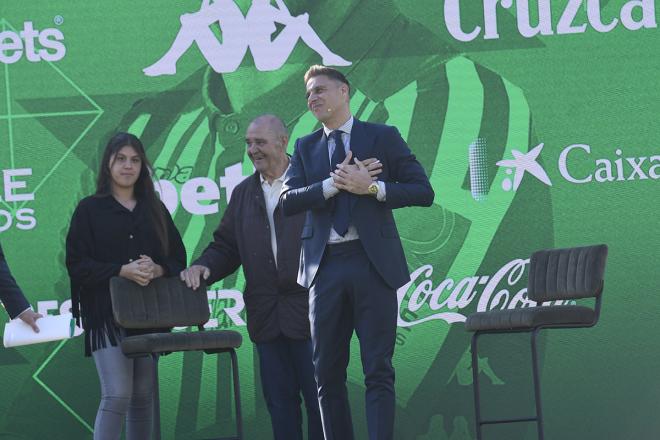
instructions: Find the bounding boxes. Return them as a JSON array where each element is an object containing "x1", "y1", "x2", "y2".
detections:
[{"x1": 496, "y1": 143, "x2": 552, "y2": 191}]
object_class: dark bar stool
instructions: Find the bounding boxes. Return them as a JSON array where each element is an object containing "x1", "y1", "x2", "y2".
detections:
[
  {"x1": 110, "y1": 276, "x2": 244, "y2": 440},
  {"x1": 465, "y1": 244, "x2": 608, "y2": 439}
]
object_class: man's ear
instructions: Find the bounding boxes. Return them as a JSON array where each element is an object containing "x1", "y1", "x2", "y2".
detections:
[{"x1": 341, "y1": 84, "x2": 351, "y2": 104}]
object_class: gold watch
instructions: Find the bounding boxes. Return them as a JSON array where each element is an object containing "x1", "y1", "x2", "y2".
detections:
[{"x1": 368, "y1": 182, "x2": 379, "y2": 196}]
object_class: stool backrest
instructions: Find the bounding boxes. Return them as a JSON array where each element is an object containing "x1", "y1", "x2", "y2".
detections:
[
  {"x1": 110, "y1": 276, "x2": 209, "y2": 328},
  {"x1": 528, "y1": 244, "x2": 608, "y2": 303}
]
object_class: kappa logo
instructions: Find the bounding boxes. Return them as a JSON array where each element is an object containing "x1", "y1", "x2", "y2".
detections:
[
  {"x1": 144, "y1": 0, "x2": 351, "y2": 76},
  {"x1": 496, "y1": 143, "x2": 552, "y2": 191}
]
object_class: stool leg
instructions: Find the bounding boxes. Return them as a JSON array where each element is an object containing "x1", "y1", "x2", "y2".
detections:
[
  {"x1": 531, "y1": 329, "x2": 544, "y2": 440},
  {"x1": 229, "y1": 349, "x2": 243, "y2": 440},
  {"x1": 151, "y1": 354, "x2": 161, "y2": 440},
  {"x1": 471, "y1": 332, "x2": 483, "y2": 440}
]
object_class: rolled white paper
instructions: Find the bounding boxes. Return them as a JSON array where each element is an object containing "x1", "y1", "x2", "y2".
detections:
[{"x1": 3, "y1": 313, "x2": 78, "y2": 348}]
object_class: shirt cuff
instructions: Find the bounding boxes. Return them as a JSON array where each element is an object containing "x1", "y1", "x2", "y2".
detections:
[
  {"x1": 376, "y1": 181, "x2": 387, "y2": 202},
  {"x1": 322, "y1": 177, "x2": 340, "y2": 199},
  {"x1": 16, "y1": 307, "x2": 32, "y2": 318}
]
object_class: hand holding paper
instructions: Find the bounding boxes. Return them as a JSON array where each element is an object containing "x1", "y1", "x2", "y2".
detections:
[
  {"x1": 3, "y1": 313, "x2": 80, "y2": 348},
  {"x1": 18, "y1": 309, "x2": 43, "y2": 333}
]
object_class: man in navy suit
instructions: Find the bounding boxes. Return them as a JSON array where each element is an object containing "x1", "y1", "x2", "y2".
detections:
[
  {"x1": 280, "y1": 65, "x2": 434, "y2": 440},
  {"x1": 0, "y1": 243, "x2": 41, "y2": 332}
]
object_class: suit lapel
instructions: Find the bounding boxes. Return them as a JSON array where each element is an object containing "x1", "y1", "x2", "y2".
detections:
[
  {"x1": 349, "y1": 119, "x2": 370, "y2": 164},
  {"x1": 309, "y1": 131, "x2": 331, "y2": 180}
]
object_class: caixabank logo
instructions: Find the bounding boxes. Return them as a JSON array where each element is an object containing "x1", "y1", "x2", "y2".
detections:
[
  {"x1": 496, "y1": 142, "x2": 660, "y2": 190},
  {"x1": 0, "y1": 20, "x2": 66, "y2": 64}
]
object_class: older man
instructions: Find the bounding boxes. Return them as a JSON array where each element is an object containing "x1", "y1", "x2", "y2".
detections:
[
  {"x1": 180, "y1": 114, "x2": 320, "y2": 439},
  {"x1": 0, "y1": 242, "x2": 41, "y2": 332}
]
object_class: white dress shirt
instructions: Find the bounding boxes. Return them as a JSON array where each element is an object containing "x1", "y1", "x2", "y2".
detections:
[
  {"x1": 321, "y1": 116, "x2": 386, "y2": 243},
  {"x1": 261, "y1": 165, "x2": 289, "y2": 266}
]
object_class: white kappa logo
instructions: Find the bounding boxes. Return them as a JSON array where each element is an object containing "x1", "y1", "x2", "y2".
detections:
[{"x1": 143, "y1": 0, "x2": 351, "y2": 76}]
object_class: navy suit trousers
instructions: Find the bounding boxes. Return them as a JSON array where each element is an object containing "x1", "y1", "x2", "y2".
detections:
[{"x1": 309, "y1": 240, "x2": 397, "y2": 440}]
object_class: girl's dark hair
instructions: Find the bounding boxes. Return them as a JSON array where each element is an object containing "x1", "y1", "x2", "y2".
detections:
[{"x1": 96, "y1": 132, "x2": 169, "y2": 254}]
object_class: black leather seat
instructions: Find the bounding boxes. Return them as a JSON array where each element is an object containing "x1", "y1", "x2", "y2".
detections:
[
  {"x1": 110, "y1": 276, "x2": 243, "y2": 440},
  {"x1": 466, "y1": 305, "x2": 596, "y2": 331},
  {"x1": 465, "y1": 244, "x2": 608, "y2": 440}
]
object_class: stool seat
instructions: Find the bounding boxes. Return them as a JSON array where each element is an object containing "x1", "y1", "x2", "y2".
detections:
[
  {"x1": 122, "y1": 329, "x2": 243, "y2": 357},
  {"x1": 110, "y1": 276, "x2": 244, "y2": 440},
  {"x1": 465, "y1": 305, "x2": 595, "y2": 332},
  {"x1": 465, "y1": 244, "x2": 608, "y2": 440}
]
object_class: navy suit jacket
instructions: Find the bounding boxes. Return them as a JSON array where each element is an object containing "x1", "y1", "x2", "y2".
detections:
[
  {"x1": 281, "y1": 118, "x2": 434, "y2": 290},
  {"x1": 0, "y1": 243, "x2": 30, "y2": 319}
]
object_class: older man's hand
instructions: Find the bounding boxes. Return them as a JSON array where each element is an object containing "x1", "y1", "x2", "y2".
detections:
[{"x1": 180, "y1": 265, "x2": 211, "y2": 290}]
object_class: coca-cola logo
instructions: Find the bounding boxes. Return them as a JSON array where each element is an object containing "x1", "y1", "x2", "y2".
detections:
[{"x1": 397, "y1": 257, "x2": 573, "y2": 327}]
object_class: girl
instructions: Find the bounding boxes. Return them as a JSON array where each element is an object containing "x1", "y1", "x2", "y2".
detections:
[{"x1": 66, "y1": 133, "x2": 186, "y2": 440}]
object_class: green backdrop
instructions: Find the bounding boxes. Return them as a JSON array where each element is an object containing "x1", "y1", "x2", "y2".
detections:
[{"x1": 0, "y1": 1, "x2": 658, "y2": 439}]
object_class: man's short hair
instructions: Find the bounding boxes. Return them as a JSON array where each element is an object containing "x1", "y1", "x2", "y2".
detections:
[
  {"x1": 304, "y1": 65, "x2": 351, "y2": 93},
  {"x1": 249, "y1": 114, "x2": 289, "y2": 139}
]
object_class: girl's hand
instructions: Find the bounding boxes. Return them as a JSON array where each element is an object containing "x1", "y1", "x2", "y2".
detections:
[
  {"x1": 138, "y1": 255, "x2": 165, "y2": 280},
  {"x1": 119, "y1": 260, "x2": 151, "y2": 286}
]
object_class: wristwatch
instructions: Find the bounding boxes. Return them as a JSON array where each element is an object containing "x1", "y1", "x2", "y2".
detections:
[{"x1": 368, "y1": 182, "x2": 379, "y2": 196}]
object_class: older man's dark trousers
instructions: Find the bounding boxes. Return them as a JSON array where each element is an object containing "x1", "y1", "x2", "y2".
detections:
[
  {"x1": 256, "y1": 335, "x2": 324, "y2": 440},
  {"x1": 309, "y1": 240, "x2": 398, "y2": 440}
]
